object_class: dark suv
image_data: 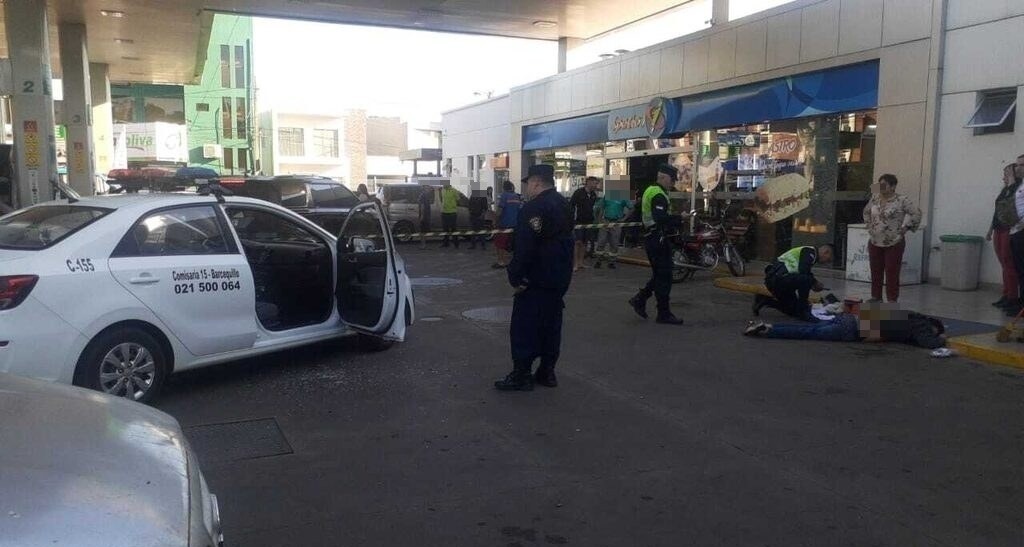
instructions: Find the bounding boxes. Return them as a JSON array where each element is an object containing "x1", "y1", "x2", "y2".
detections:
[{"x1": 229, "y1": 176, "x2": 361, "y2": 235}]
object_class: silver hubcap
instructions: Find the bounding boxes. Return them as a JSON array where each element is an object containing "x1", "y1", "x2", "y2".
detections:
[{"x1": 99, "y1": 342, "x2": 156, "y2": 401}]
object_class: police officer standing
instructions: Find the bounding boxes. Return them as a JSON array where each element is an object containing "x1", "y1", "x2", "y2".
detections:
[
  {"x1": 495, "y1": 164, "x2": 574, "y2": 391},
  {"x1": 629, "y1": 164, "x2": 685, "y2": 324}
]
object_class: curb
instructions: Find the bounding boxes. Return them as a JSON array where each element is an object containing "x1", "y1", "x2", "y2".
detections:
[
  {"x1": 713, "y1": 276, "x2": 772, "y2": 296},
  {"x1": 947, "y1": 334, "x2": 1024, "y2": 370}
]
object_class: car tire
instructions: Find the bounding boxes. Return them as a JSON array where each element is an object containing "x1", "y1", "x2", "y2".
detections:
[
  {"x1": 75, "y1": 327, "x2": 168, "y2": 404},
  {"x1": 358, "y1": 333, "x2": 395, "y2": 352},
  {"x1": 393, "y1": 220, "x2": 415, "y2": 243}
]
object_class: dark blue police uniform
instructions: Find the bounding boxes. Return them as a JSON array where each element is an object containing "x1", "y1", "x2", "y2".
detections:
[{"x1": 495, "y1": 165, "x2": 574, "y2": 391}]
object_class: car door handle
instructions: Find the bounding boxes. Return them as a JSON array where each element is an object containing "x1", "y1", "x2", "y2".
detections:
[{"x1": 129, "y1": 274, "x2": 160, "y2": 285}]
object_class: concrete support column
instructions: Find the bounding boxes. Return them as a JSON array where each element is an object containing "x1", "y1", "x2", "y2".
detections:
[
  {"x1": 90, "y1": 63, "x2": 113, "y2": 181},
  {"x1": 712, "y1": 0, "x2": 729, "y2": 25},
  {"x1": 59, "y1": 23, "x2": 95, "y2": 195},
  {"x1": 557, "y1": 37, "x2": 581, "y2": 73},
  {"x1": 6, "y1": 0, "x2": 58, "y2": 207}
]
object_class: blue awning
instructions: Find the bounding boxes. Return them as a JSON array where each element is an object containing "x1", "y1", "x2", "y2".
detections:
[
  {"x1": 522, "y1": 112, "x2": 609, "y2": 151},
  {"x1": 672, "y1": 61, "x2": 879, "y2": 133}
]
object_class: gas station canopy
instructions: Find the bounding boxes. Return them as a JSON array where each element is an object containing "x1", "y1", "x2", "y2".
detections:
[{"x1": 1, "y1": 0, "x2": 692, "y2": 84}]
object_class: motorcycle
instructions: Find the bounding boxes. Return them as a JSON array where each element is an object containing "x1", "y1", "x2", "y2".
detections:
[{"x1": 670, "y1": 211, "x2": 745, "y2": 283}]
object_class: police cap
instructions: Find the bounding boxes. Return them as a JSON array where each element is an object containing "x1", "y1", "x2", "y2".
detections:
[
  {"x1": 524, "y1": 164, "x2": 555, "y2": 185},
  {"x1": 657, "y1": 163, "x2": 679, "y2": 182}
]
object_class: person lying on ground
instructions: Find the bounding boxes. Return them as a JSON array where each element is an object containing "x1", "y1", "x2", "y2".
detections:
[{"x1": 743, "y1": 302, "x2": 946, "y2": 349}]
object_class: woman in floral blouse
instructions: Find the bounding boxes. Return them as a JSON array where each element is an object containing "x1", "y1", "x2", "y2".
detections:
[{"x1": 862, "y1": 173, "x2": 922, "y2": 302}]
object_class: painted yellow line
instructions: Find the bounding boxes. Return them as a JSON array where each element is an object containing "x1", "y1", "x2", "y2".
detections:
[
  {"x1": 948, "y1": 334, "x2": 1024, "y2": 370},
  {"x1": 713, "y1": 276, "x2": 772, "y2": 296}
]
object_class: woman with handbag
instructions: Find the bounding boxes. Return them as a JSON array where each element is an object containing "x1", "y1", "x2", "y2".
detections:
[{"x1": 987, "y1": 163, "x2": 1023, "y2": 312}]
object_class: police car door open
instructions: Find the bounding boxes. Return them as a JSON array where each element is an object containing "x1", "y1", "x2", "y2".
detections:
[{"x1": 335, "y1": 201, "x2": 402, "y2": 336}]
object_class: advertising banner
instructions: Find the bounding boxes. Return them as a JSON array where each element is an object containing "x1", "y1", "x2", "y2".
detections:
[{"x1": 753, "y1": 173, "x2": 811, "y2": 223}]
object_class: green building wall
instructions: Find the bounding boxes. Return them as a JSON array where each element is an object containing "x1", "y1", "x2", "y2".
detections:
[{"x1": 184, "y1": 14, "x2": 254, "y2": 175}]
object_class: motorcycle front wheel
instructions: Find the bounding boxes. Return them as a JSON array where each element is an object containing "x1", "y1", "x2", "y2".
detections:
[{"x1": 725, "y1": 243, "x2": 746, "y2": 277}]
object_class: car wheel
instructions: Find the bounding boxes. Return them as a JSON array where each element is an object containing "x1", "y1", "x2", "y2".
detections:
[
  {"x1": 358, "y1": 333, "x2": 395, "y2": 352},
  {"x1": 392, "y1": 220, "x2": 415, "y2": 243},
  {"x1": 75, "y1": 327, "x2": 168, "y2": 403}
]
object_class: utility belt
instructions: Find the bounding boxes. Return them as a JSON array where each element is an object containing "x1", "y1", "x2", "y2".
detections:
[
  {"x1": 643, "y1": 225, "x2": 677, "y2": 244},
  {"x1": 764, "y1": 260, "x2": 787, "y2": 282}
]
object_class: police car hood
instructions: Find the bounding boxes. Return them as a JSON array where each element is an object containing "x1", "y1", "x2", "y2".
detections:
[{"x1": 0, "y1": 373, "x2": 190, "y2": 546}]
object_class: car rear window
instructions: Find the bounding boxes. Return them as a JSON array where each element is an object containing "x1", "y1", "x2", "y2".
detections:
[{"x1": 0, "y1": 205, "x2": 111, "y2": 250}]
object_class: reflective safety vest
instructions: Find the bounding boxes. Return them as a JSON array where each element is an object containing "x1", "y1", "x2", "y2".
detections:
[
  {"x1": 641, "y1": 184, "x2": 670, "y2": 228},
  {"x1": 777, "y1": 246, "x2": 815, "y2": 274}
]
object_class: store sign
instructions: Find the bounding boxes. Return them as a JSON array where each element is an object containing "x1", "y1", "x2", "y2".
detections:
[
  {"x1": 753, "y1": 173, "x2": 811, "y2": 223},
  {"x1": 607, "y1": 105, "x2": 648, "y2": 140},
  {"x1": 770, "y1": 133, "x2": 801, "y2": 161},
  {"x1": 645, "y1": 97, "x2": 678, "y2": 139},
  {"x1": 606, "y1": 97, "x2": 682, "y2": 141},
  {"x1": 114, "y1": 122, "x2": 187, "y2": 162}
]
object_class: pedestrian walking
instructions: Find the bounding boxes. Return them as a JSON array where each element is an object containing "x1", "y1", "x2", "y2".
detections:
[
  {"x1": 988, "y1": 164, "x2": 1022, "y2": 311},
  {"x1": 569, "y1": 176, "x2": 599, "y2": 272},
  {"x1": 862, "y1": 174, "x2": 921, "y2": 303},
  {"x1": 754, "y1": 245, "x2": 834, "y2": 322},
  {"x1": 440, "y1": 180, "x2": 460, "y2": 249},
  {"x1": 492, "y1": 180, "x2": 522, "y2": 269},
  {"x1": 495, "y1": 164, "x2": 574, "y2": 391},
  {"x1": 623, "y1": 188, "x2": 644, "y2": 248},
  {"x1": 593, "y1": 188, "x2": 631, "y2": 269},
  {"x1": 468, "y1": 192, "x2": 489, "y2": 250},
  {"x1": 1006, "y1": 154, "x2": 1024, "y2": 316},
  {"x1": 417, "y1": 185, "x2": 433, "y2": 249},
  {"x1": 628, "y1": 164, "x2": 685, "y2": 324}
]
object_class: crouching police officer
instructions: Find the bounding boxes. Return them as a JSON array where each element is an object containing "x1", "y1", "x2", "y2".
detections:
[
  {"x1": 754, "y1": 244, "x2": 834, "y2": 322},
  {"x1": 629, "y1": 164, "x2": 685, "y2": 325},
  {"x1": 495, "y1": 164, "x2": 574, "y2": 391}
]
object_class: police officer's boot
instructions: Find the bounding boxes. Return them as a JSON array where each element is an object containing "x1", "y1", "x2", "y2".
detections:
[
  {"x1": 629, "y1": 293, "x2": 649, "y2": 319},
  {"x1": 494, "y1": 360, "x2": 535, "y2": 391},
  {"x1": 534, "y1": 363, "x2": 557, "y2": 387},
  {"x1": 655, "y1": 311, "x2": 684, "y2": 325}
]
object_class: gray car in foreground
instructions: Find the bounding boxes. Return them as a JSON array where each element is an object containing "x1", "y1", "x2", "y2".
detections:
[{"x1": 0, "y1": 373, "x2": 222, "y2": 547}]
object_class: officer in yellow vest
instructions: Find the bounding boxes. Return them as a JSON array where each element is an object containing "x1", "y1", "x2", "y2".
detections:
[
  {"x1": 755, "y1": 245, "x2": 834, "y2": 322},
  {"x1": 628, "y1": 164, "x2": 685, "y2": 324}
]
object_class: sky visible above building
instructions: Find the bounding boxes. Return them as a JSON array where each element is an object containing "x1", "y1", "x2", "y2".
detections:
[{"x1": 253, "y1": 18, "x2": 557, "y2": 121}]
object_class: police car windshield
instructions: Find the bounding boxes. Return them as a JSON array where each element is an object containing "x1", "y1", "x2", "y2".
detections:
[{"x1": 0, "y1": 205, "x2": 112, "y2": 250}]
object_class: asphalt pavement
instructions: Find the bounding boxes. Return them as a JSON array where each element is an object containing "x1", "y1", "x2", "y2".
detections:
[{"x1": 155, "y1": 245, "x2": 1024, "y2": 547}]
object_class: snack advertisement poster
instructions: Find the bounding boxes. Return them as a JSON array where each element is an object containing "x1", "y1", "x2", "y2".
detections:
[{"x1": 754, "y1": 173, "x2": 812, "y2": 222}]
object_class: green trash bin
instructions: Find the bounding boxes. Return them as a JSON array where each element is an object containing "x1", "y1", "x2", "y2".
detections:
[{"x1": 939, "y1": 234, "x2": 984, "y2": 291}]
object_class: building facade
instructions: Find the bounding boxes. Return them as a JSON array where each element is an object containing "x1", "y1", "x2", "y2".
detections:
[
  {"x1": 442, "y1": 0, "x2": 1024, "y2": 285},
  {"x1": 184, "y1": 14, "x2": 255, "y2": 176},
  {"x1": 259, "y1": 109, "x2": 438, "y2": 190}
]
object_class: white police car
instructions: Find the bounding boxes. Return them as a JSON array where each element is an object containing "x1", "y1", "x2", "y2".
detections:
[{"x1": 0, "y1": 192, "x2": 414, "y2": 402}]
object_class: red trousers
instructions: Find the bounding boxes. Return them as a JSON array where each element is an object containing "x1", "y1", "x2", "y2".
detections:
[
  {"x1": 993, "y1": 228, "x2": 1018, "y2": 298},
  {"x1": 868, "y1": 239, "x2": 906, "y2": 302}
]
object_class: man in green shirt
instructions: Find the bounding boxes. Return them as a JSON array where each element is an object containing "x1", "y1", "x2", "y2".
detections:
[
  {"x1": 440, "y1": 180, "x2": 461, "y2": 249},
  {"x1": 593, "y1": 188, "x2": 631, "y2": 269}
]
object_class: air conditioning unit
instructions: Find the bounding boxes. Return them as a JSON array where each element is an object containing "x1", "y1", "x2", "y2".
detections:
[{"x1": 203, "y1": 144, "x2": 223, "y2": 159}]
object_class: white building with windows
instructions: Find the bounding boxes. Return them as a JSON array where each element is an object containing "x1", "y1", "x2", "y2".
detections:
[{"x1": 258, "y1": 109, "x2": 427, "y2": 189}]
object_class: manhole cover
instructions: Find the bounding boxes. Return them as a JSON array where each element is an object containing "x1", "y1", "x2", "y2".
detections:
[
  {"x1": 411, "y1": 277, "x2": 463, "y2": 287},
  {"x1": 420, "y1": 316, "x2": 443, "y2": 322},
  {"x1": 184, "y1": 418, "x2": 293, "y2": 464},
  {"x1": 462, "y1": 306, "x2": 513, "y2": 322}
]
